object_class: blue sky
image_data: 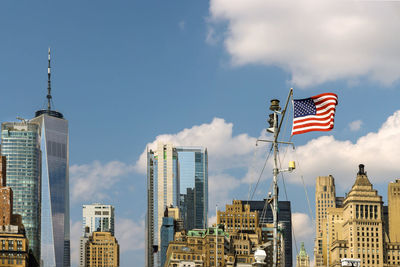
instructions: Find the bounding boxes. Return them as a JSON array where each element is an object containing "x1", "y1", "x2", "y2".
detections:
[{"x1": 1, "y1": 1, "x2": 400, "y2": 266}]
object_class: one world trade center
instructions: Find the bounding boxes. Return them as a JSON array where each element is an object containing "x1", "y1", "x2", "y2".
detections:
[{"x1": 31, "y1": 48, "x2": 70, "y2": 267}]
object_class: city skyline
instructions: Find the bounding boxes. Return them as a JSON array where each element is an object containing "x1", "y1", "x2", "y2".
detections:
[{"x1": 1, "y1": 1, "x2": 400, "y2": 266}]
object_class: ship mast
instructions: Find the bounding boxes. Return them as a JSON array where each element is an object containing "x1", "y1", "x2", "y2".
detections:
[{"x1": 258, "y1": 88, "x2": 294, "y2": 267}]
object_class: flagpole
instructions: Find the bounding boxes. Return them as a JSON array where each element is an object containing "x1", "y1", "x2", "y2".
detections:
[{"x1": 266, "y1": 89, "x2": 294, "y2": 267}]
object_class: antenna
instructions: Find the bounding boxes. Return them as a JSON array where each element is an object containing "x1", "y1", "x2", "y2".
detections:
[
  {"x1": 256, "y1": 88, "x2": 295, "y2": 267},
  {"x1": 34, "y1": 48, "x2": 64, "y2": 119},
  {"x1": 47, "y1": 47, "x2": 52, "y2": 111}
]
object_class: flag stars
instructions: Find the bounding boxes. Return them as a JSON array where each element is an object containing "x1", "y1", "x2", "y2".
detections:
[{"x1": 294, "y1": 99, "x2": 316, "y2": 118}]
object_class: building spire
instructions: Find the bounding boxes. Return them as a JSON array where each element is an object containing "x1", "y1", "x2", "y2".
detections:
[
  {"x1": 47, "y1": 47, "x2": 52, "y2": 111},
  {"x1": 34, "y1": 47, "x2": 64, "y2": 119}
]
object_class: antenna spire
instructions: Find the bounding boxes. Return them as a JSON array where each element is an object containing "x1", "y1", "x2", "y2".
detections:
[{"x1": 47, "y1": 47, "x2": 52, "y2": 110}]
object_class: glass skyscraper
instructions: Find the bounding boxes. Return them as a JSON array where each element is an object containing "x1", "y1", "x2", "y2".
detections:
[
  {"x1": 1, "y1": 121, "x2": 41, "y2": 261},
  {"x1": 31, "y1": 110, "x2": 70, "y2": 267},
  {"x1": 146, "y1": 144, "x2": 208, "y2": 267},
  {"x1": 146, "y1": 143, "x2": 179, "y2": 267},
  {"x1": 176, "y1": 146, "x2": 208, "y2": 230}
]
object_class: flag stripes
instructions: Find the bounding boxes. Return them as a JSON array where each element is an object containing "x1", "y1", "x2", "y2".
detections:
[{"x1": 292, "y1": 93, "x2": 338, "y2": 135}]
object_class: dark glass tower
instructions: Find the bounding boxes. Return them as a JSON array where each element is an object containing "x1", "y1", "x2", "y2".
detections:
[
  {"x1": 31, "y1": 48, "x2": 70, "y2": 267},
  {"x1": 242, "y1": 200, "x2": 292, "y2": 267},
  {"x1": 176, "y1": 147, "x2": 208, "y2": 230}
]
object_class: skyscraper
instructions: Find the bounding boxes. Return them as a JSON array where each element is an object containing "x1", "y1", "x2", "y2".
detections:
[
  {"x1": 31, "y1": 48, "x2": 70, "y2": 267},
  {"x1": 82, "y1": 204, "x2": 115, "y2": 235},
  {"x1": 160, "y1": 217, "x2": 174, "y2": 267},
  {"x1": 176, "y1": 146, "x2": 208, "y2": 230},
  {"x1": 80, "y1": 204, "x2": 116, "y2": 267},
  {"x1": 313, "y1": 164, "x2": 392, "y2": 267},
  {"x1": 84, "y1": 232, "x2": 119, "y2": 267},
  {"x1": 146, "y1": 143, "x2": 179, "y2": 267},
  {"x1": 314, "y1": 175, "x2": 337, "y2": 267},
  {"x1": 0, "y1": 157, "x2": 34, "y2": 267},
  {"x1": 388, "y1": 179, "x2": 400, "y2": 242},
  {"x1": 1, "y1": 121, "x2": 41, "y2": 261}
]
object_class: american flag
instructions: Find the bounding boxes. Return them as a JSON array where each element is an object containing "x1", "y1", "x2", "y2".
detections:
[{"x1": 291, "y1": 93, "x2": 338, "y2": 135}]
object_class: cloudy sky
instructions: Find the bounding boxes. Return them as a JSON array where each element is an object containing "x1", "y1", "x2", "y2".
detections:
[{"x1": 1, "y1": 0, "x2": 400, "y2": 266}]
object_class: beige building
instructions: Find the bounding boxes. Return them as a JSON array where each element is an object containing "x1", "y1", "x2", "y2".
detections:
[
  {"x1": 217, "y1": 200, "x2": 259, "y2": 233},
  {"x1": 296, "y1": 242, "x2": 310, "y2": 267},
  {"x1": 0, "y1": 229, "x2": 29, "y2": 267},
  {"x1": 217, "y1": 200, "x2": 286, "y2": 267},
  {"x1": 386, "y1": 179, "x2": 400, "y2": 266},
  {"x1": 388, "y1": 179, "x2": 400, "y2": 243},
  {"x1": 84, "y1": 232, "x2": 119, "y2": 267},
  {"x1": 314, "y1": 175, "x2": 338, "y2": 266},
  {"x1": 314, "y1": 164, "x2": 400, "y2": 267},
  {"x1": 164, "y1": 227, "x2": 233, "y2": 267}
]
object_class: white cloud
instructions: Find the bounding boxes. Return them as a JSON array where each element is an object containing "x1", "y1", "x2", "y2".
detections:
[
  {"x1": 135, "y1": 117, "x2": 257, "y2": 174},
  {"x1": 70, "y1": 160, "x2": 135, "y2": 202},
  {"x1": 208, "y1": 215, "x2": 217, "y2": 226},
  {"x1": 208, "y1": 0, "x2": 400, "y2": 87},
  {"x1": 209, "y1": 173, "x2": 242, "y2": 211},
  {"x1": 285, "y1": 110, "x2": 400, "y2": 188},
  {"x1": 70, "y1": 220, "x2": 82, "y2": 266},
  {"x1": 292, "y1": 212, "x2": 314, "y2": 241},
  {"x1": 179, "y1": 20, "x2": 185, "y2": 30},
  {"x1": 349, "y1": 120, "x2": 363, "y2": 131},
  {"x1": 115, "y1": 218, "x2": 145, "y2": 252}
]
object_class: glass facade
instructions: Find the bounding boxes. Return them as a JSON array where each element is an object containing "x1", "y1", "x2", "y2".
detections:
[
  {"x1": 176, "y1": 147, "x2": 208, "y2": 230},
  {"x1": 244, "y1": 200, "x2": 293, "y2": 267},
  {"x1": 146, "y1": 143, "x2": 179, "y2": 267},
  {"x1": 160, "y1": 217, "x2": 174, "y2": 267},
  {"x1": 31, "y1": 114, "x2": 70, "y2": 267},
  {"x1": 1, "y1": 122, "x2": 41, "y2": 261},
  {"x1": 82, "y1": 204, "x2": 115, "y2": 235}
]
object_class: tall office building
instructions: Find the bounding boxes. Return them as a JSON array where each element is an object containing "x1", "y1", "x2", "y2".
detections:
[
  {"x1": 146, "y1": 143, "x2": 179, "y2": 267},
  {"x1": 388, "y1": 179, "x2": 400, "y2": 243},
  {"x1": 1, "y1": 121, "x2": 41, "y2": 261},
  {"x1": 83, "y1": 232, "x2": 119, "y2": 267},
  {"x1": 31, "y1": 48, "x2": 70, "y2": 267},
  {"x1": 80, "y1": 204, "x2": 115, "y2": 267},
  {"x1": 312, "y1": 164, "x2": 400, "y2": 267},
  {"x1": 242, "y1": 200, "x2": 293, "y2": 267},
  {"x1": 82, "y1": 204, "x2": 115, "y2": 235},
  {"x1": 160, "y1": 210, "x2": 175, "y2": 267},
  {"x1": 163, "y1": 227, "x2": 231, "y2": 267},
  {"x1": 217, "y1": 200, "x2": 259, "y2": 233},
  {"x1": 314, "y1": 175, "x2": 337, "y2": 266},
  {"x1": 176, "y1": 146, "x2": 208, "y2": 230},
  {"x1": 0, "y1": 159, "x2": 33, "y2": 267}
]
